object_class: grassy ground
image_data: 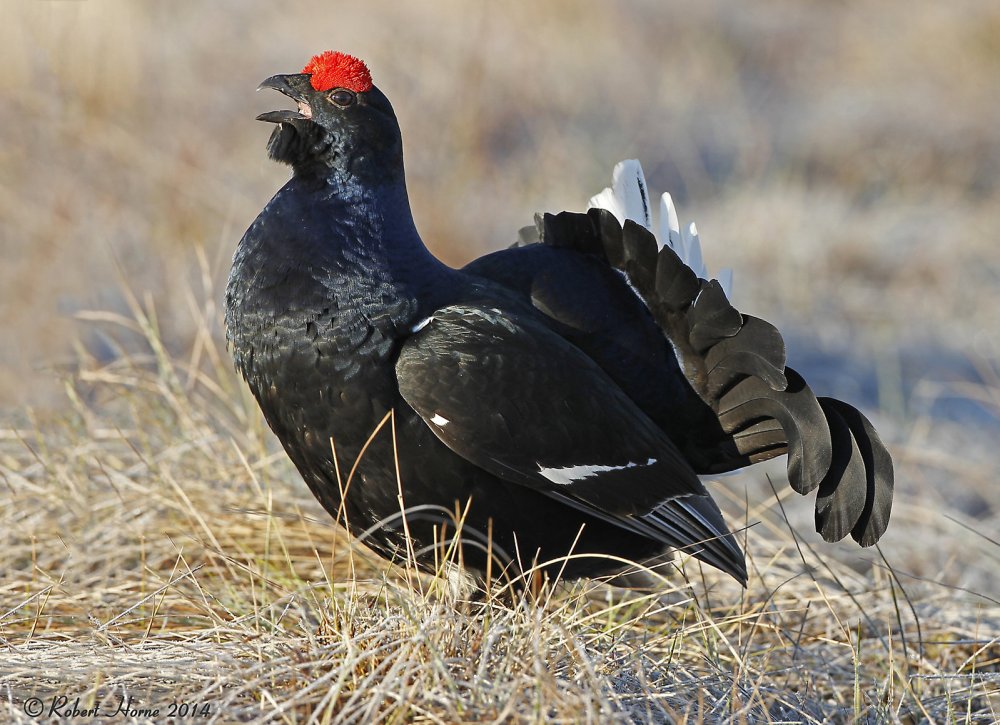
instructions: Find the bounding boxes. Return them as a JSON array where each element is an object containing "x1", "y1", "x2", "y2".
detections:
[
  {"x1": 1, "y1": 299, "x2": 997, "y2": 722},
  {"x1": 2, "y1": 1, "x2": 998, "y2": 722}
]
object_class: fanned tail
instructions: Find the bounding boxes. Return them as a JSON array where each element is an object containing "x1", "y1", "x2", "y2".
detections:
[{"x1": 529, "y1": 208, "x2": 894, "y2": 546}]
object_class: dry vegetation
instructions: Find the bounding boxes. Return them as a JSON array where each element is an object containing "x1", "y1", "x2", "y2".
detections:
[
  {"x1": 1, "y1": 292, "x2": 997, "y2": 722},
  {"x1": 2, "y1": 1, "x2": 998, "y2": 722}
]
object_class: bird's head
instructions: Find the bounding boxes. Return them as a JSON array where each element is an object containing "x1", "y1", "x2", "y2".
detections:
[{"x1": 257, "y1": 51, "x2": 403, "y2": 181}]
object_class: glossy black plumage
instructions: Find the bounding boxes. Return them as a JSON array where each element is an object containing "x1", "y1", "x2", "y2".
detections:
[{"x1": 225, "y1": 58, "x2": 893, "y2": 587}]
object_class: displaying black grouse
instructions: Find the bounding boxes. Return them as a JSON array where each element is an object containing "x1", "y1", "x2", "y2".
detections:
[{"x1": 226, "y1": 51, "x2": 894, "y2": 586}]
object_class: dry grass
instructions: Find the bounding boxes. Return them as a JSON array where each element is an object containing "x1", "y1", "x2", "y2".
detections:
[
  {"x1": 0, "y1": 272, "x2": 997, "y2": 723},
  {"x1": 2, "y1": 1, "x2": 999, "y2": 722}
]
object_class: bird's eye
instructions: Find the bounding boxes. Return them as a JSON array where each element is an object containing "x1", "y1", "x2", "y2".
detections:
[{"x1": 329, "y1": 89, "x2": 356, "y2": 107}]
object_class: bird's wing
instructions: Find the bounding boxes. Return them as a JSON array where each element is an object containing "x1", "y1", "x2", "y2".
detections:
[
  {"x1": 396, "y1": 305, "x2": 703, "y2": 515},
  {"x1": 522, "y1": 208, "x2": 893, "y2": 546},
  {"x1": 395, "y1": 304, "x2": 746, "y2": 579}
]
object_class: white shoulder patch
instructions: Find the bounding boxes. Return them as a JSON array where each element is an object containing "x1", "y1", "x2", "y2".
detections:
[
  {"x1": 430, "y1": 413, "x2": 449, "y2": 427},
  {"x1": 538, "y1": 457, "x2": 657, "y2": 486}
]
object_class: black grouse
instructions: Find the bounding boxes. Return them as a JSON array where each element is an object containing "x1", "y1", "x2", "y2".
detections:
[{"x1": 226, "y1": 51, "x2": 894, "y2": 586}]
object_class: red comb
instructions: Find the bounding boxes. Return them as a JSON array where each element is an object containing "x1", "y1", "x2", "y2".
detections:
[{"x1": 302, "y1": 51, "x2": 372, "y2": 93}]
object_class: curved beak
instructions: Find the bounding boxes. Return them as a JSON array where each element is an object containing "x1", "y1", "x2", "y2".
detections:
[{"x1": 256, "y1": 73, "x2": 314, "y2": 124}]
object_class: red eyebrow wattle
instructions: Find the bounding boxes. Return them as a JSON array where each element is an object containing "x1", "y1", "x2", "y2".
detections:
[{"x1": 301, "y1": 51, "x2": 372, "y2": 93}]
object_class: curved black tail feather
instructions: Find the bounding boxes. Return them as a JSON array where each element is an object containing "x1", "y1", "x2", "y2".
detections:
[{"x1": 532, "y1": 208, "x2": 894, "y2": 546}]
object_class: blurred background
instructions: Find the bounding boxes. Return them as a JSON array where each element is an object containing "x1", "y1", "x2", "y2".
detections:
[{"x1": 2, "y1": 1, "x2": 998, "y2": 511}]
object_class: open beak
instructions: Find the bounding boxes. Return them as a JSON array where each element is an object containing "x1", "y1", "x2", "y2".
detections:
[{"x1": 256, "y1": 74, "x2": 314, "y2": 124}]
